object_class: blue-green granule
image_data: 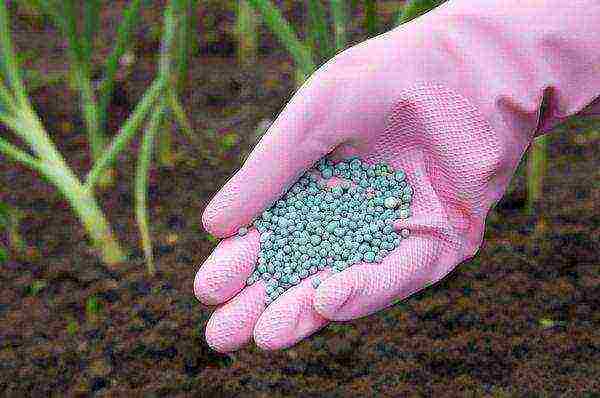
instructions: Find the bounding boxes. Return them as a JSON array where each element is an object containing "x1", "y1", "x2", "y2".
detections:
[{"x1": 243, "y1": 156, "x2": 414, "y2": 306}]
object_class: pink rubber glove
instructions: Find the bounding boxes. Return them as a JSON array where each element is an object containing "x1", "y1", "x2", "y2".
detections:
[{"x1": 195, "y1": 0, "x2": 600, "y2": 352}]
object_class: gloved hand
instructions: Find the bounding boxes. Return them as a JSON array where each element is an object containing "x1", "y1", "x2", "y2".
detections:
[{"x1": 195, "y1": 0, "x2": 600, "y2": 352}]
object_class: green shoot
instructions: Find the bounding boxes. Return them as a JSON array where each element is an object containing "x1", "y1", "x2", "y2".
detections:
[
  {"x1": 0, "y1": 202, "x2": 26, "y2": 254},
  {"x1": 82, "y1": 0, "x2": 100, "y2": 63},
  {"x1": 188, "y1": 0, "x2": 199, "y2": 56},
  {"x1": 0, "y1": 131, "x2": 46, "y2": 172},
  {"x1": 136, "y1": 102, "x2": 163, "y2": 276},
  {"x1": 364, "y1": 0, "x2": 378, "y2": 37},
  {"x1": 167, "y1": 88, "x2": 199, "y2": 147},
  {"x1": 307, "y1": 0, "x2": 334, "y2": 63},
  {"x1": 157, "y1": 0, "x2": 188, "y2": 167},
  {"x1": 329, "y1": 0, "x2": 348, "y2": 53},
  {"x1": 31, "y1": 0, "x2": 144, "y2": 187},
  {"x1": 236, "y1": 0, "x2": 259, "y2": 67},
  {"x1": 26, "y1": 279, "x2": 47, "y2": 296},
  {"x1": 85, "y1": 294, "x2": 102, "y2": 322},
  {"x1": 0, "y1": 202, "x2": 10, "y2": 263},
  {"x1": 85, "y1": 77, "x2": 166, "y2": 189},
  {"x1": 205, "y1": 233, "x2": 219, "y2": 245},
  {"x1": 0, "y1": 2, "x2": 29, "y2": 107},
  {"x1": 526, "y1": 135, "x2": 547, "y2": 217},
  {"x1": 218, "y1": 132, "x2": 240, "y2": 152},
  {"x1": 61, "y1": 0, "x2": 105, "y2": 165},
  {"x1": 526, "y1": 94, "x2": 551, "y2": 222},
  {"x1": 0, "y1": 1, "x2": 191, "y2": 267},
  {"x1": 0, "y1": 77, "x2": 16, "y2": 113},
  {"x1": 538, "y1": 318, "x2": 566, "y2": 329},
  {"x1": 134, "y1": 0, "x2": 180, "y2": 275},
  {"x1": 158, "y1": 118, "x2": 176, "y2": 167},
  {"x1": 177, "y1": 0, "x2": 194, "y2": 93},
  {"x1": 397, "y1": 0, "x2": 447, "y2": 25},
  {"x1": 97, "y1": 0, "x2": 143, "y2": 129},
  {"x1": 245, "y1": 0, "x2": 316, "y2": 78},
  {"x1": 66, "y1": 318, "x2": 79, "y2": 335}
]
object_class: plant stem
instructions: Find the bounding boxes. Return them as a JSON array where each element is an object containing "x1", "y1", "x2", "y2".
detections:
[
  {"x1": 0, "y1": 79, "x2": 17, "y2": 114},
  {"x1": 397, "y1": 0, "x2": 447, "y2": 25},
  {"x1": 296, "y1": 1, "x2": 316, "y2": 88},
  {"x1": 157, "y1": 117, "x2": 175, "y2": 167},
  {"x1": 79, "y1": 75, "x2": 105, "y2": 163},
  {"x1": 237, "y1": 0, "x2": 258, "y2": 67},
  {"x1": 82, "y1": 0, "x2": 100, "y2": 62},
  {"x1": 135, "y1": 101, "x2": 164, "y2": 276},
  {"x1": 86, "y1": 77, "x2": 167, "y2": 189},
  {"x1": 0, "y1": 1, "x2": 29, "y2": 107},
  {"x1": 0, "y1": 134, "x2": 45, "y2": 172},
  {"x1": 134, "y1": 0, "x2": 182, "y2": 273},
  {"x1": 62, "y1": 0, "x2": 106, "y2": 162},
  {"x1": 188, "y1": 0, "x2": 199, "y2": 56},
  {"x1": 364, "y1": 0, "x2": 377, "y2": 37},
  {"x1": 50, "y1": 167, "x2": 124, "y2": 265},
  {"x1": 156, "y1": 0, "x2": 180, "y2": 167},
  {"x1": 0, "y1": 202, "x2": 26, "y2": 253},
  {"x1": 167, "y1": 88, "x2": 199, "y2": 146},
  {"x1": 307, "y1": 0, "x2": 333, "y2": 62},
  {"x1": 159, "y1": 1, "x2": 179, "y2": 78},
  {"x1": 526, "y1": 135, "x2": 547, "y2": 216},
  {"x1": 246, "y1": 0, "x2": 315, "y2": 78},
  {"x1": 10, "y1": 108, "x2": 125, "y2": 265},
  {"x1": 98, "y1": 0, "x2": 143, "y2": 129},
  {"x1": 329, "y1": 0, "x2": 347, "y2": 53},
  {"x1": 81, "y1": 0, "x2": 104, "y2": 157},
  {"x1": 177, "y1": 0, "x2": 193, "y2": 92}
]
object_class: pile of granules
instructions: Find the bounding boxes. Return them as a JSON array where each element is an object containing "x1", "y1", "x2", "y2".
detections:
[{"x1": 240, "y1": 156, "x2": 413, "y2": 305}]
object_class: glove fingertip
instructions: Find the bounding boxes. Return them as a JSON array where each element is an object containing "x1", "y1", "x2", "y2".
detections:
[
  {"x1": 202, "y1": 200, "x2": 230, "y2": 237},
  {"x1": 313, "y1": 279, "x2": 353, "y2": 320},
  {"x1": 205, "y1": 317, "x2": 244, "y2": 353}
]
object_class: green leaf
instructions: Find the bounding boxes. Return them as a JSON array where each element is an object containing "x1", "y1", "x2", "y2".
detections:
[
  {"x1": 176, "y1": 0, "x2": 194, "y2": 93},
  {"x1": 135, "y1": 101, "x2": 164, "y2": 277},
  {"x1": 329, "y1": 0, "x2": 347, "y2": 52},
  {"x1": 66, "y1": 319, "x2": 79, "y2": 335},
  {"x1": 98, "y1": 0, "x2": 143, "y2": 128},
  {"x1": 246, "y1": 0, "x2": 316, "y2": 77},
  {"x1": 86, "y1": 295, "x2": 102, "y2": 315},
  {"x1": 0, "y1": 2, "x2": 28, "y2": 104},
  {"x1": 29, "y1": 280, "x2": 47, "y2": 295},
  {"x1": 397, "y1": 0, "x2": 447, "y2": 25},
  {"x1": 0, "y1": 77, "x2": 16, "y2": 115},
  {"x1": 205, "y1": 234, "x2": 219, "y2": 244},
  {"x1": 82, "y1": 0, "x2": 100, "y2": 62},
  {"x1": 364, "y1": 0, "x2": 377, "y2": 37},
  {"x1": 219, "y1": 132, "x2": 240, "y2": 151},
  {"x1": 86, "y1": 77, "x2": 167, "y2": 189},
  {"x1": 61, "y1": 0, "x2": 87, "y2": 68},
  {"x1": 58, "y1": 0, "x2": 105, "y2": 163},
  {"x1": 0, "y1": 201, "x2": 11, "y2": 229},
  {"x1": 0, "y1": 246, "x2": 7, "y2": 263},
  {"x1": 167, "y1": 88, "x2": 198, "y2": 146},
  {"x1": 159, "y1": 0, "x2": 179, "y2": 78},
  {"x1": 0, "y1": 134, "x2": 46, "y2": 173},
  {"x1": 307, "y1": 0, "x2": 334, "y2": 62}
]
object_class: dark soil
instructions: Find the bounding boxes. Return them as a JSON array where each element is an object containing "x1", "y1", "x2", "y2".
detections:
[{"x1": 1, "y1": 2, "x2": 599, "y2": 396}]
